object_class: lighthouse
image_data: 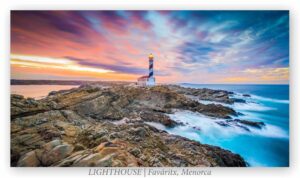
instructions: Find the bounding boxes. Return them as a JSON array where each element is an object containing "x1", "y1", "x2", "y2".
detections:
[
  {"x1": 147, "y1": 53, "x2": 155, "y2": 86},
  {"x1": 137, "y1": 53, "x2": 156, "y2": 86}
]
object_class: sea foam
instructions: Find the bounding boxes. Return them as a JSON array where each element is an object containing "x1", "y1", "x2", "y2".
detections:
[
  {"x1": 198, "y1": 99, "x2": 276, "y2": 111},
  {"x1": 251, "y1": 95, "x2": 289, "y2": 104},
  {"x1": 164, "y1": 110, "x2": 288, "y2": 139}
]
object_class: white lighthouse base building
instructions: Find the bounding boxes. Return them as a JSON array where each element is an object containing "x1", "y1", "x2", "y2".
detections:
[
  {"x1": 137, "y1": 76, "x2": 155, "y2": 86},
  {"x1": 147, "y1": 77, "x2": 155, "y2": 86}
]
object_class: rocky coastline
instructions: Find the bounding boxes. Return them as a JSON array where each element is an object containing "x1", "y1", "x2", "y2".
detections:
[{"x1": 11, "y1": 83, "x2": 251, "y2": 167}]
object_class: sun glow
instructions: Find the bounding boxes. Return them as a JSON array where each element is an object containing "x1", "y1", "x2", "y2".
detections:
[
  {"x1": 11, "y1": 54, "x2": 72, "y2": 65},
  {"x1": 11, "y1": 54, "x2": 113, "y2": 74}
]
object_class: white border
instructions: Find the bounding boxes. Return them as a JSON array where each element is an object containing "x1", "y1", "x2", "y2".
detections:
[{"x1": 1, "y1": 0, "x2": 299, "y2": 178}]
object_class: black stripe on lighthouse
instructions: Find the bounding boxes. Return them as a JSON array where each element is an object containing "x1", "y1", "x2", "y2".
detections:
[
  {"x1": 149, "y1": 71, "x2": 153, "y2": 78},
  {"x1": 149, "y1": 59, "x2": 153, "y2": 78}
]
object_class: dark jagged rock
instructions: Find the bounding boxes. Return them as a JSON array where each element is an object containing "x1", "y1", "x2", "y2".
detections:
[
  {"x1": 195, "y1": 103, "x2": 237, "y2": 119},
  {"x1": 11, "y1": 83, "x2": 246, "y2": 167},
  {"x1": 139, "y1": 111, "x2": 178, "y2": 127},
  {"x1": 216, "y1": 121, "x2": 231, "y2": 127},
  {"x1": 216, "y1": 119, "x2": 265, "y2": 130},
  {"x1": 232, "y1": 98, "x2": 246, "y2": 103},
  {"x1": 11, "y1": 94, "x2": 51, "y2": 119},
  {"x1": 168, "y1": 85, "x2": 247, "y2": 104},
  {"x1": 243, "y1": 94, "x2": 251, "y2": 97},
  {"x1": 234, "y1": 119, "x2": 265, "y2": 129}
]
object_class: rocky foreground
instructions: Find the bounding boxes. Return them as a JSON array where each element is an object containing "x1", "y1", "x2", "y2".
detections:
[{"x1": 11, "y1": 83, "x2": 248, "y2": 167}]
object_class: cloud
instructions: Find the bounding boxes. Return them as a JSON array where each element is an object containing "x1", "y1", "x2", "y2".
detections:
[
  {"x1": 65, "y1": 56, "x2": 170, "y2": 76},
  {"x1": 65, "y1": 56, "x2": 147, "y2": 75},
  {"x1": 219, "y1": 67, "x2": 289, "y2": 84},
  {"x1": 170, "y1": 11, "x2": 289, "y2": 76},
  {"x1": 242, "y1": 67, "x2": 289, "y2": 81},
  {"x1": 11, "y1": 54, "x2": 113, "y2": 74},
  {"x1": 11, "y1": 11, "x2": 289, "y2": 84}
]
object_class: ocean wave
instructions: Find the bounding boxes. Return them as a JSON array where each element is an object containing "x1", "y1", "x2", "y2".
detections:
[
  {"x1": 166, "y1": 111, "x2": 288, "y2": 139},
  {"x1": 232, "y1": 102, "x2": 276, "y2": 111},
  {"x1": 250, "y1": 95, "x2": 289, "y2": 104},
  {"x1": 198, "y1": 100, "x2": 221, "y2": 105},
  {"x1": 230, "y1": 92, "x2": 289, "y2": 105},
  {"x1": 248, "y1": 124, "x2": 289, "y2": 139},
  {"x1": 198, "y1": 99, "x2": 276, "y2": 112}
]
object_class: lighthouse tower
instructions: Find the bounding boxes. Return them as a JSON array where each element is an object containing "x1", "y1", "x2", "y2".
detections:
[
  {"x1": 147, "y1": 53, "x2": 155, "y2": 86},
  {"x1": 137, "y1": 54, "x2": 156, "y2": 86}
]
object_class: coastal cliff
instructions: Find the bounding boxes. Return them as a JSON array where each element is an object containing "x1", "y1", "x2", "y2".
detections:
[{"x1": 11, "y1": 83, "x2": 247, "y2": 167}]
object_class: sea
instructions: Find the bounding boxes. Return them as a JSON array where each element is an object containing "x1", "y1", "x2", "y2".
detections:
[
  {"x1": 11, "y1": 84, "x2": 289, "y2": 167},
  {"x1": 11, "y1": 85, "x2": 79, "y2": 99},
  {"x1": 148, "y1": 84, "x2": 289, "y2": 167}
]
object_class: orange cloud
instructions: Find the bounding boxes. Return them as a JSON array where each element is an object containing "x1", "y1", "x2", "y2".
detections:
[{"x1": 11, "y1": 54, "x2": 113, "y2": 73}]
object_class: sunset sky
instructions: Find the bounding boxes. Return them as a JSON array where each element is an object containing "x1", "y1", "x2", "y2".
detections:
[{"x1": 11, "y1": 11, "x2": 289, "y2": 84}]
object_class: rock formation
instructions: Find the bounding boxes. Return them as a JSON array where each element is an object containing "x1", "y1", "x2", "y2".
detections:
[
  {"x1": 11, "y1": 84, "x2": 247, "y2": 167},
  {"x1": 169, "y1": 85, "x2": 245, "y2": 104}
]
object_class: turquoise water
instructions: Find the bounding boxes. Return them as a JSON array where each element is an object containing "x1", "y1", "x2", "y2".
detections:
[{"x1": 149, "y1": 84, "x2": 289, "y2": 167}]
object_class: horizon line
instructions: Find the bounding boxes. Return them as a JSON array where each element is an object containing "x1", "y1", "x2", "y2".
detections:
[{"x1": 10, "y1": 79, "x2": 289, "y2": 85}]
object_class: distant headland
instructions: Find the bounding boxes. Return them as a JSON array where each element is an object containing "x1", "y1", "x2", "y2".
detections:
[{"x1": 10, "y1": 79, "x2": 133, "y2": 86}]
